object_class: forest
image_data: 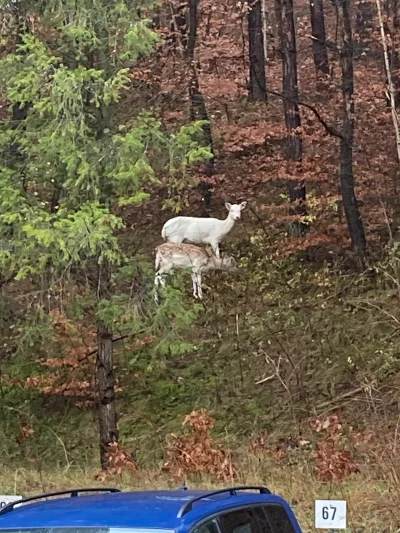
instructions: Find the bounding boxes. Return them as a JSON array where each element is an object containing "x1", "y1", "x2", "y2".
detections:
[{"x1": 0, "y1": 0, "x2": 400, "y2": 530}]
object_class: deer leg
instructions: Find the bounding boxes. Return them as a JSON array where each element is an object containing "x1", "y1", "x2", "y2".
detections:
[
  {"x1": 154, "y1": 271, "x2": 164, "y2": 304},
  {"x1": 154, "y1": 273, "x2": 165, "y2": 288},
  {"x1": 197, "y1": 273, "x2": 203, "y2": 299},
  {"x1": 154, "y1": 265, "x2": 171, "y2": 303},
  {"x1": 192, "y1": 270, "x2": 203, "y2": 299},
  {"x1": 155, "y1": 265, "x2": 169, "y2": 287},
  {"x1": 191, "y1": 272, "x2": 198, "y2": 298},
  {"x1": 211, "y1": 242, "x2": 220, "y2": 258},
  {"x1": 154, "y1": 288, "x2": 160, "y2": 304}
]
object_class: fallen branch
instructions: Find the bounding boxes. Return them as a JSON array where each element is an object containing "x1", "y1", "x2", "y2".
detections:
[
  {"x1": 255, "y1": 354, "x2": 282, "y2": 385},
  {"x1": 255, "y1": 374, "x2": 276, "y2": 385},
  {"x1": 266, "y1": 88, "x2": 344, "y2": 139},
  {"x1": 316, "y1": 386, "x2": 365, "y2": 410},
  {"x1": 306, "y1": 33, "x2": 340, "y2": 51}
]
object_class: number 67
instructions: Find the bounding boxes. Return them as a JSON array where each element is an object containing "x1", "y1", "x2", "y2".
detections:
[{"x1": 322, "y1": 506, "x2": 337, "y2": 520}]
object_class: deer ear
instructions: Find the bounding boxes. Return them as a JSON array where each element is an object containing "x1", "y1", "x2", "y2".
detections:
[
  {"x1": 225, "y1": 202, "x2": 232, "y2": 210},
  {"x1": 240, "y1": 201, "x2": 247, "y2": 210}
]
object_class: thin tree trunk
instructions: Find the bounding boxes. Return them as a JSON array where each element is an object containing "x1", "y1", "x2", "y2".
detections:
[
  {"x1": 187, "y1": 0, "x2": 214, "y2": 215},
  {"x1": 309, "y1": 0, "x2": 329, "y2": 74},
  {"x1": 376, "y1": 0, "x2": 400, "y2": 163},
  {"x1": 382, "y1": 0, "x2": 400, "y2": 106},
  {"x1": 96, "y1": 189, "x2": 119, "y2": 471},
  {"x1": 248, "y1": 0, "x2": 267, "y2": 101},
  {"x1": 394, "y1": 0, "x2": 400, "y2": 26},
  {"x1": 274, "y1": 0, "x2": 283, "y2": 59},
  {"x1": 280, "y1": 0, "x2": 307, "y2": 236},
  {"x1": 8, "y1": 12, "x2": 30, "y2": 191},
  {"x1": 97, "y1": 322, "x2": 119, "y2": 470},
  {"x1": 10, "y1": 102, "x2": 29, "y2": 193},
  {"x1": 187, "y1": 0, "x2": 197, "y2": 58},
  {"x1": 337, "y1": 0, "x2": 368, "y2": 265},
  {"x1": 261, "y1": 0, "x2": 268, "y2": 60},
  {"x1": 94, "y1": 32, "x2": 119, "y2": 468}
]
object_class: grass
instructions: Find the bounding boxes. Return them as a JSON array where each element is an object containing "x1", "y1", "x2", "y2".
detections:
[
  {"x1": 2, "y1": 242, "x2": 400, "y2": 533},
  {"x1": 0, "y1": 450, "x2": 399, "y2": 533}
]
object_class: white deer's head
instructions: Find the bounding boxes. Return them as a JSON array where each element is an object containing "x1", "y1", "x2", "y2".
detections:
[{"x1": 225, "y1": 201, "x2": 247, "y2": 221}]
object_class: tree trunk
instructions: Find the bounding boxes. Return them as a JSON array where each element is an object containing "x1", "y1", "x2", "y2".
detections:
[
  {"x1": 394, "y1": 0, "x2": 400, "y2": 26},
  {"x1": 10, "y1": 102, "x2": 29, "y2": 192},
  {"x1": 382, "y1": 0, "x2": 400, "y2": 107},
  {"x1": 8, "y1": 13, "x2": 30, "y2": 186},
  {"x1": 376, "y1": 0, "x2": 400, "y2": 162},
  {"x1": 92, "y1": 47, "x2": 119, "y2": 466},
  {"x1": 261, "y1": 0, "x2": 268, "y2": 60},
  {"x1": 309, "y1": 0, "x2": 329, "y2": 74},
  {"x1": 187, "y1": 0, "x2": 197, "y2": 59},
  {"x1": 187, "y1": 0, "x2": 214, "y2": 215},
  {"x1": 337, "y1": 0, "x2": 368, "y2": 264},
  {"x1": 248, "y1": 0, "x2": 267, "y2": 102},
  {"x1": 280, "y1": 0, "x2": 307, "y2": 236},
  {"x1": 97, "y1": 323, "x2": 119, "y2": 470},
  {"x1": 274, "y1": 0, "x2": 283, "y2": 59}
]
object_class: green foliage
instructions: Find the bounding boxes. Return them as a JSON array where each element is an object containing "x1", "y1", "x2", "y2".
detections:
[
  {"x1": 0, "y1": 0, "x2": 212, "y2": 456},
  {"x1": 0, "y1": 0, "x2": 210, "y2": 280}
]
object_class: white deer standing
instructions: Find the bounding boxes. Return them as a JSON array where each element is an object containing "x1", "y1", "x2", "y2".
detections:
[
  {"x1": 154, "y1": 242, "x2": 237, "y2": 302},
  {"x1": 161, "y1": 202, "x2": 247, "y2": 259}
]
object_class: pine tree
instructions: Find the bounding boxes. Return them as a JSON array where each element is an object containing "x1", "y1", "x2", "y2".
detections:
[{"x1": 0, "y1": 0, "x2": 211, "y2": 469}]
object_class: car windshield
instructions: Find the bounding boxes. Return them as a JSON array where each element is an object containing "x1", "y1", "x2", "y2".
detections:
[{"x1": 0, "y1": 529, "x2": 175, "y2": 533}]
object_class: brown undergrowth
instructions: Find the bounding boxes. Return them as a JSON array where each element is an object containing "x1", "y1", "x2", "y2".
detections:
[{"x1": 1, "y1": 409, "x2": 399, "y2": 533}]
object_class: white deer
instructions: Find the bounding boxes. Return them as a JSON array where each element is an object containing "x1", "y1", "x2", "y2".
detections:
[
  {"x1": 154, "y1": 242, "x2": 237, "y2": 302},
  {"x1": 161, "y1": 202, "x2": 247, "y2": 258}
]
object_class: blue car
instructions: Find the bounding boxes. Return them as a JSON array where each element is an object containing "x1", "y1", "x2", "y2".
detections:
[{"x1": 0, "y1": 486, "x2": 303, "y2": 533}]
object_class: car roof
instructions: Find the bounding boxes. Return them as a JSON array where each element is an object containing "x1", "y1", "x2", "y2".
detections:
[{"x1": 0, "y1": 488, "x2": 295, "y2": 530}]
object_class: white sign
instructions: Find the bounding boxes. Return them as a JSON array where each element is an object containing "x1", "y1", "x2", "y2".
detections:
[
  {"x1": 0, "y1": 495, "x2": 22, "y2": 509},
  {"x1": 315, "y1": 500, "x2": 347, "y2": 529}
]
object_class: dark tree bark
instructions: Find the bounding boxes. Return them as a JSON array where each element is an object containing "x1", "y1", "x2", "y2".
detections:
[
  {"x1": 97, "y1": 322, "x2": 119, "y2": 470},
  {"x1": 394, "y1": 0, "x2": 400, "y2": 26},
  {"x1": 187, "y1": 0, "x2": 197, "y2": 58},
  {"x1": 187, "y1": 0, "x2": 214, "y2": 215},
  {"x1": 309, "y1": 0, "x2": 329, "y2": 74},
  {"x1": 274, "y1": 0, "x2": 283, "y2": 59},
  {"x1": 10, "y1": 102, "x2": 30, "y2": 190},
  {"x1": 8, "y1": 9, "x2": 30, "y2": 183},
  {"x1": 248, "y1": 0, "x2": 267, "y2": 102},
  {"x1": 95, "y1": 256, "x2": 119, "y2": 470},
  {"x1": 94, "y1": 33, "x2": 119, "y2": 470},
  {"x1": 337, "y1": 0, "x2": 368, "y2": 264},
  {"x1": 280, "y1": 0, "x2": 307, "y2": 236}
]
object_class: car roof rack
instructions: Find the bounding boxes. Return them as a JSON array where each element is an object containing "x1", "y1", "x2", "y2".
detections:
[
  {"x1": 0, "y1": 488, "x2": 121, "y2": 516},
  {"x1": 177, "y1": 486, "x2": 271, "y2": 518}
]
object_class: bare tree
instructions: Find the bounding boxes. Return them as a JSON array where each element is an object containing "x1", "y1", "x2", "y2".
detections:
[
  {"x1": 248, "y1": 0, "x2": 267, "y2": 101},
  {"x1": 261, "y1": 0, "x2": 268, "y2": 60},
  {"x1": 280, "y1": 0, "x2": 307, "y2": 235},
  {"x1": 187, "y1": 0, "x2": 214, "y2": 215},
  {"x1": 336, "y1": 0, "x2": 368, "y2": 264},
  {"x1": 376, "y1": 0, "x2": 400, "y2": 163},
  {"x1": 167, "y1": 0, "x2": 214, "y2": 215},
  {"x1": 309, "y1": 0, "x2": 329, "y2": 74},
  {"x1": 97, "y1": 326, "x2": 119, "y2": 469},
  {"x1": 382, "y1": 0, "x2": 400, "y2": 107}
]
